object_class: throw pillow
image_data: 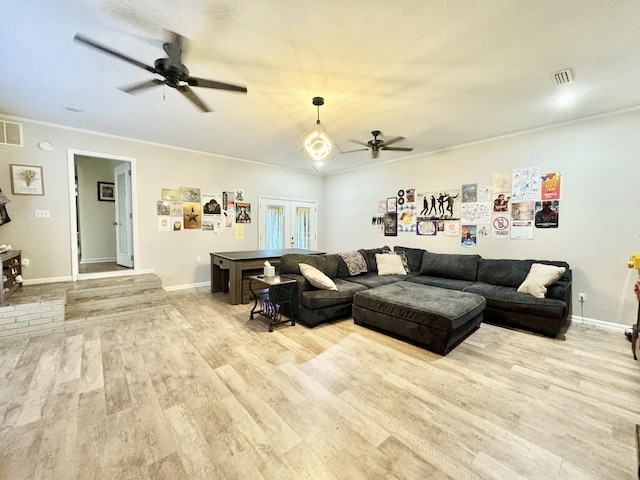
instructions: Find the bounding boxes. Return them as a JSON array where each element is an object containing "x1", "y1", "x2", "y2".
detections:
[
  {"x1": 336, "y1": 251, "x2": 368, "y2": 276},
  {"x1": 517, "y1": 263, "x2": 566, "y2": 299},
  {"x1": 357, "y1": 246, "x2": 391, "y2": 272},
  {"x1": 375, "y1": 253, "x2": 407, "y2": 275},
  {"x1": 299, "y1": 263, "x2": 338, "y2": 291},
  {"x1": 393, "y1": 251, "x2": 410, "y2": 273},
  {"x1": 393, "y1": 246, "x2": 425, "y2": 272}
]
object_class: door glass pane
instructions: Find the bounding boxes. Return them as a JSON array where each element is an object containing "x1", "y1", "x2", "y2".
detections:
[
  {"x1": 295, "y1": 207, "x2": 311, "y2": 249},
  {"x1": 266, "y1": 205, "x2": 285, "y2": 249}
]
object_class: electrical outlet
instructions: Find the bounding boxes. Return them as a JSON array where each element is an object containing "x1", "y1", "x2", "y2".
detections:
[
  {"x1": 21, "y1": 258, "x2": 30, "y2": 267},
  {"x1": 196, "y1": 256, "x2": 201, "y2": 263},
  {"x1": 579, "y1": 293, "x2": 586, "y2": 302}
]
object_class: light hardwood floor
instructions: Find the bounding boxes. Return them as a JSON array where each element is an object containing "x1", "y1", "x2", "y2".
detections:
[{"x1": 1, "y1": 287, "x2": 639, "y2": 479}]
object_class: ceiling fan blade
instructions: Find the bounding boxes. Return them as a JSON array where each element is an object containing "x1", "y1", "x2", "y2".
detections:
[
  {"x1": 380, "y1": 136, "x2": 405, "y2": 147},
  {"x1": 381, "y1": 146, "x2": 414, "y2": 152},
  {"x1": 74, "y1": 33, "x2": 157, "y2": 74},
  {"x1": 187, "y1": 77, "x2": 248, "y2": 93},
  {"x1": 349, "y1": 140, "x2": 370, "y2": 147},
  {"x1": 120, "y1": 79, "x2": 163, "y2": 94},
  {"x1": 342, "y1": 148, "x2": 369, "y2": 154},
  {"x1": 177, "y1": 85, "x2": 212, "y2": 112},
  {"x1": 163, "y1": 30, "x2": 185, "y2": 62}
]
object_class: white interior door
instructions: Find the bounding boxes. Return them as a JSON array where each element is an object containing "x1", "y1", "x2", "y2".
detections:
[
  {"x1": 114, "y1": 163, "x2": 134, "y2": 267},
  {"x1": 259, "y1": 198, "x2": 317, "y2": 250}
]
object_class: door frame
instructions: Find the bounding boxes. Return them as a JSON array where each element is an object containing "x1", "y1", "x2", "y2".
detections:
[
  {"x1": 114, "y1": 163, "x2": 134, "y2": 268},
  {"x1": 258, "y1": 196, "x2": 318, "y2": 250},
  {"x1": 67, "y1": 148, "x2": 139, "y2": 280}
]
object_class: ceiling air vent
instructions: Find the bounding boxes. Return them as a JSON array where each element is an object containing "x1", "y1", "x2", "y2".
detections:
[
  {"x1": 553, "y1": 68, "x2": 574, "y2": 86},
  {"x1": 0, "y1": 120, "x2": 23, "y2": 146}
]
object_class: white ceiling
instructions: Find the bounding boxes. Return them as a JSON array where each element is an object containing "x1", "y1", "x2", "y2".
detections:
[{"x1": 2, "y1": 1, "x2": 640, "y2": 174}]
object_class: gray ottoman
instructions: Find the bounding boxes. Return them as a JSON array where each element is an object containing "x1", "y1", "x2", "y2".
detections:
[{"x1": 352, "y1": 282, "x2": 485, "y2": 355}]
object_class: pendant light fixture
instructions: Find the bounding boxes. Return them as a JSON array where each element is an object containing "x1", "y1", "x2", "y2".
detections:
[{"x1": 297, "y1": 96, "x2": 342, "y2": 173}]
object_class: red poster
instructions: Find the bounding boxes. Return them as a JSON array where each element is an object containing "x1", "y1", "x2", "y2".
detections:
[{"x1": 540, "y1": 172, "x2": 561, "y2": 200}]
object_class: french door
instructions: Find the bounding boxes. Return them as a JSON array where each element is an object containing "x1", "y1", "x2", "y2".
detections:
[{"x1": 259, "y1": 198, "x2": 317, "y2": 250}]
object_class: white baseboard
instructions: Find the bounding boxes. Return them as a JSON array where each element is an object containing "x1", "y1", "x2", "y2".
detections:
[
  {"x1": 80, "y1": 257, "x2": 117, "y2": 264},
  {"x1": 571, "y1": 314, "x2": 628, "y2": 332},
  {"x1": 164, "y1": 281, "x2": 210, "y2": 292}
]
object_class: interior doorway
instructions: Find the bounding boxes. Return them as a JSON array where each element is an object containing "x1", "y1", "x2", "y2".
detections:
[{"x1": 67, "y1": 149, "x2": 138, "y2": 280}]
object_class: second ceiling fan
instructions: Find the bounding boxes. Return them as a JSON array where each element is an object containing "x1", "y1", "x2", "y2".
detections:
[{"x1": 346, "y1": 130, "x2": 414, "y2": 159}]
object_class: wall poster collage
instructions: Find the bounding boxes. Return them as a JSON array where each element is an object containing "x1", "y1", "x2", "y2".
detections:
[
  {"x1": 156, "y1": 187, "x2": 251, "y2": 236},
  {"x1": 374, "y1": 167, "x2": 562, "y2": 248}
]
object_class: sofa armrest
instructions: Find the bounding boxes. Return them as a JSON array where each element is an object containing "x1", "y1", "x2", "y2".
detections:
[{"x1": 546, "y1": 273, "x2": 572, "y2": 314}]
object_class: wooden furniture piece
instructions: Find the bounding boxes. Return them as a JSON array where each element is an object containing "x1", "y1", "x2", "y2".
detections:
[
  {"x1": 248, "y1": 274, "x2": 297, "y2": 332},
  {"x1": 210, "y1": 248, "x2": 324, "y2": 305},
  {"x1": 1, "y1": 250, "x2": 22, "y2": 305}
]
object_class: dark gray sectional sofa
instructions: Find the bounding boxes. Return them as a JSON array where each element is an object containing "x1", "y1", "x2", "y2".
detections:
[{"x1": 278, "y1": 246, "x2": 572, "y2": 338}]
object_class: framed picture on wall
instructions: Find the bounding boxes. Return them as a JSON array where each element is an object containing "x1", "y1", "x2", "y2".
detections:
[
  {"x1": 10, "y1": 164, "x2": 44, "y2": 195},
  {"x1": 384, "y1": 212, "x2": 398, "y2": 236},
  {"x1": 97, "y1": 181, "x2": 115, "y2": 202}
]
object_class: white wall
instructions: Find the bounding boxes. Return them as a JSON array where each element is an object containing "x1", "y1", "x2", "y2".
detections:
[
  {"x1": 0, "y1": 118, "x2": 324, "y2": 287},
  {"x1": 322, "y1": 109, "x2": 640, "y2": 326},
  {"x1": 2, "y1": 110, "x2": 639, "y2": 326}
]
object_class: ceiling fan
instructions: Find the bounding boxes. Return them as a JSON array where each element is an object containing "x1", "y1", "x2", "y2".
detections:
[
  {"x1": 73, "y1": 31, "x2": 247, "y2": 112},
  {"x1": 345, "y1": 130, "x2": 414, "y2": 159}
]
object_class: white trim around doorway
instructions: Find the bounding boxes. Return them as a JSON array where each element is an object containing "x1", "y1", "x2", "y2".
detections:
[{"x1": 67, "y1": 148, "x2": 140, "y2": 281}]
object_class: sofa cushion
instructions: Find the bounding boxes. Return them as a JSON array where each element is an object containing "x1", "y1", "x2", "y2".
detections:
[
  {"x1": 392, "y1": 251, "x2": 410, "y2": 273},
  {"x1": 420, "y1": 252, "x2": 480, "y2": 281},
  {"x1": 406, "y1": 275, "x2": 476, "y2": 292},
  {"x1": 517, "y1": 263, "x2": 566, "y2": 298},
  {"x1": 376, "y1": 253, "x2": 407, "y2": 275},
  {"x1": 299, "y1": 263, "x2": 337, "y2": 291},
  {"x1": 280, "y1": 253, "x2": 339, "y2": 279},
  {"x1": 357, "y1": 246, "x2": 391, "y2": 273},
  {"x1": 476, "y1": 258, "x2": 570, "y2": 289},
  {"x1": 393, "y1": 246, "x2": 426, "y2": 272},
  {"x1": 476, "y1": 259, "x2": 534, "y2": 288},
  {"x1": 336, "y1": 251, "x2": 368, "y2": 276},
  {"x1": 344, "y1": 272, "x2": 407, "y2": 289},
  {"x1": 463, "y1": 282, "x2": 567, "y2": 319},
  {"x1": 300, "y1": 279, "x2": 368, "y2": 309}
]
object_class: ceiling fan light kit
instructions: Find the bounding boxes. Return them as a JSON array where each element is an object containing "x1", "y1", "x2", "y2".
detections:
[{"x1": 297, "y1": 97, "x2": 342, "y2": 173}]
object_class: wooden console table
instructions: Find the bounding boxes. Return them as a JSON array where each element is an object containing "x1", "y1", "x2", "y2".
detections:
[{"x1": 210, "y1": 248, "x2": 323, "y2": 305}]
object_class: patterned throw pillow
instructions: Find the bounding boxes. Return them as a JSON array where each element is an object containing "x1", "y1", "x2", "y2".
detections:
[
  {"x1": 336, "y1": 251, "x2": 368, "y2": 276},
  {"x1": 392, "y1": 251, "x2": 410, "y2": 273}
]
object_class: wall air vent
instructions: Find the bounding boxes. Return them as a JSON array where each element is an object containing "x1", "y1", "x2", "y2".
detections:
[
  {"x1": 553, "y1": 68, "x2": 574, "y2": 86},
  {"x1": 0, "y1": 121, "x2": 23, "y2": 146}
]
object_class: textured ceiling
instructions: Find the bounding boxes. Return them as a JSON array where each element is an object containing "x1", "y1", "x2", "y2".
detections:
[{"x1": 2, "y1": 0, "x2": 640, "y2": 174}]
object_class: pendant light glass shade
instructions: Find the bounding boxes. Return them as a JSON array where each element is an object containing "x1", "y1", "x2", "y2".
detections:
[{"x1": 297, "y1": 97, "x2": 342, "y2": 173}]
